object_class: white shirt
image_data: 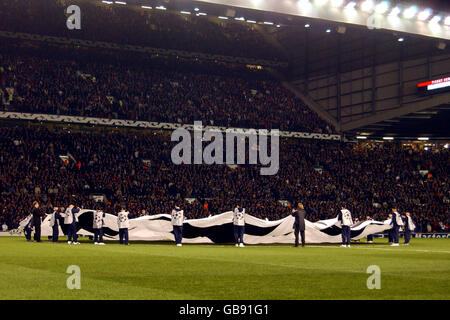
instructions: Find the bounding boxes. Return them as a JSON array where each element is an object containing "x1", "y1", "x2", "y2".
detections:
[
  {"x1": 62, "y1": 208, "x2": 78, "y2": 224},
  {"x1": 233, "y1": 208, "x2": 246, "y2": 226},
  {"x1": 340, "y1": 209, "x2": 353, "y2": 226},
  {"x1": 117, "y1": 211, "x2": 130, "y2": 229},
  {"x1": 171, "y1": 209, "x2": 184, "y2": 226},
  {"x1": 93, "y1": 211, "x2": 105, "y2": 229}
]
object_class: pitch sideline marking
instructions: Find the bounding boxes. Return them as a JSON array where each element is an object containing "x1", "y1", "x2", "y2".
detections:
[{"x1": 305, "y1": 245, "x2": 450, "y2": 254}]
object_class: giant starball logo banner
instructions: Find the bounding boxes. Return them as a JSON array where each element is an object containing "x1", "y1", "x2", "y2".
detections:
[{"x1": 28, "y1": 210, "x2": 392, "y2": 244}]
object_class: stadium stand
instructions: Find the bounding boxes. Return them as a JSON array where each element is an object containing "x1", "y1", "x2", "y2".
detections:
[
  {"x1": 0, "y1": 52, "x2": 333, "y2": 133},
  {"x1": 0, "y1": 0, "x2": 285, "y2": 61}
]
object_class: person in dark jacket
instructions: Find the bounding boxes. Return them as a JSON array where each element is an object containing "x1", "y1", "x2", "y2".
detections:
[
  {"x1": 31, "y1": 201, "x2": 43, "y2": 242},
  {"x1": 291, "y1": 202, "x2": 306, "y2": 247}
]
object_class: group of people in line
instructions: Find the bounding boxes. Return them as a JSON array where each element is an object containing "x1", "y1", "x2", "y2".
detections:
[
  {"x1": 25, "y1": 201, "x2": 132, "y2": 245},
  {"x1": 337, "y1": 207, "x2": 416, "y2": 247},
  {"x1": 387, "y1": 209, "x2": 416, "y2": 246},
  {"x1": 23, "y1": 201, "x2": 416, "y2": 247},
  {"x1": 23, "y1": 202, "x2": 248, "y2": 248}
]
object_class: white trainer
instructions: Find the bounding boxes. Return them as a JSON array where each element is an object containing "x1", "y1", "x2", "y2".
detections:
[
  {"x1": 391, "y1": 243, "x2": 399, "y2": 246},
  {"x1": 235, "y1": 244, "x2": 239, "y2": 247},
  {"x1": 239, "y1": 243, "x2": 245, "y2": 247},
  {"x1": 94, "y1": 242, "x2": 98, "y2": 245},
  {"x1": 67, "y1": 241, "x2": 72, "y2": 244},
  {"x1": 176, "y1": 244, "x2": 182, "y2": 247},
  {"x1": 340, "y1": 244, "x2": 346, "y2": 247},
  {"x1": 98, "y1": 243, "x2": 105, "y2": 245}
]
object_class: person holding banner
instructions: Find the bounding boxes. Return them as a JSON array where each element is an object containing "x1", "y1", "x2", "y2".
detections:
[
  {"x1": 48, "y1": 207, "x2": 61, "y2": 242},
  {"x1": 62, "y1": 204, "x2": 80, "y2": 244},
  {"x1": 366, "y1": 216, "x2": 374, "y2": 243},
  {"x1": 93, "y1": 208, "x2": 106, "y2": 245},
  {"x1": 118, "y1": 207, "x2": 133, "y2": 245},
  {"x1": 338, "y1": 206, "x2": 353, "y2": 248},
  {"x1": 31, "y1": 201, "x2": 43, "y2": 242},
  {"x1": 387, "y1": 213, "x2": 394, "y2": 243},
  {"x1": 291, "y1": 202, "x2": 306, "y2": 247},
  {"x1": 171, "y1": 205, "x2": 185, "y2": 247},
  {"x1": 23, "y1": 214, "x2": 33, "y2": 242},
  {"x1": 233, "y1": 205, "x2": 246, "y2": 247},
  {"x1": 390, "y1": 208, "x2": 404, "y2": 246},
  {"x1": 403, "y1": 212, "x2": 416, "y2": 245}
]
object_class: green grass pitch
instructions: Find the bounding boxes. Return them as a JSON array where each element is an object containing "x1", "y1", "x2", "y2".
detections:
[{"x1": 0, "y1": 236, "x2": 449, "y2": 300}]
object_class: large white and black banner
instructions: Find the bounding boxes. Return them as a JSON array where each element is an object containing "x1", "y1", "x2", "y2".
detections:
[{"x1": 28, "y1": 210, "x2": 392, "y2": 244}]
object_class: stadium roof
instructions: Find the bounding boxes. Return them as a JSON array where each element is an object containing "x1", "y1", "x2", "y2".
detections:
[{"x1": 192, "y1": 0, "x2": 450, "y2": 39}]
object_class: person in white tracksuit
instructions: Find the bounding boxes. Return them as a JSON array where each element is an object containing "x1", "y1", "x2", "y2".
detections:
[
  {"x1": 117, "y1": 207, "x2": 132, "y2": 245},
  {"x1": 61, "y1": 204, "x2": 80, "y2": 244},
  {"x1": 233, "y1": 205, "x2": 246, "y2": 247},
  {"x1": 171, "y1": 206, "x2": 184, "y2": 247},
  {"x1": 338, "y1": 206, "x2": 353, "y2": 247},
  {"x1": 93, "y1": 209, "x2": 106, "y2": 245},
  {"x1": 403, "y1": 212, "x2": 416, "y2": 245},
  {"x1": 390, "y1": 208, "x2": 404, "y2": 246},
  {"x1": 48, "y1": 207, "x2": 61, "y2": 242}
]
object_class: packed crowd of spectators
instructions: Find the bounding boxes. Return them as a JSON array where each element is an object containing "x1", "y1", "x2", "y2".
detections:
[
  {"x1": 0, "y1": 52, "x2": 333, "y2": 133},
  {"x1": 0, "y1": 126, "x2": 448, "y2": 233},
  {"x1": 0, "y1": 0, "x2": 285, "y2": 61}
]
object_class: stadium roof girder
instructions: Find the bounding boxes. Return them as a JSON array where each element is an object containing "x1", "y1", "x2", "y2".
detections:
[
  {"x1": 340, "y1": 91, "x2": 450, "y2": 131},
  {"x1": 282, "y1": 81, "x2": 341, "y2": 131}
]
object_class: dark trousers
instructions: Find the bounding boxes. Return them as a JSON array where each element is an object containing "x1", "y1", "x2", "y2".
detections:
[
  {"x1": 234, "y1": 225, "x2": 245, "y2": 244},
  {"x1": 367, "y1": 234, "x2": 374, "y2": 242},
  {"x1": 94, "y1": 228, "x2": 103, "y2": 243},
  {"x1": 67, "y1": 223, "x2": 78, "y2": 242},
  {"x1": 341, "y1": 225, "x2": 351, "y2": 245},
  {"x1": 388, "y1": 229, "x2": 393, "y2": 243},
  {"x1": 404, "y1": 230, "x2": 411, "y2": 244},
  {"x1": 392, "y1": 226, "x2": 399, "y2": 244},
  {"x1": 173, "y1": 225, "x2": 183, "y2": 244},
  {"x1": 294, "y1": 225, "x2": 305, "y2": 247},
  {"x1": 24, "y1": 226, "x2": 32, "y2": 241},
  {"x1": 52, "y1": 225, "x2": 59, "y2": 242},
  {"x1": 34, "y1": 224, "x2": 41, "y2": 242},
  {"x1": 119, "y1": 228, "x2": 129, "y2": 245}
]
